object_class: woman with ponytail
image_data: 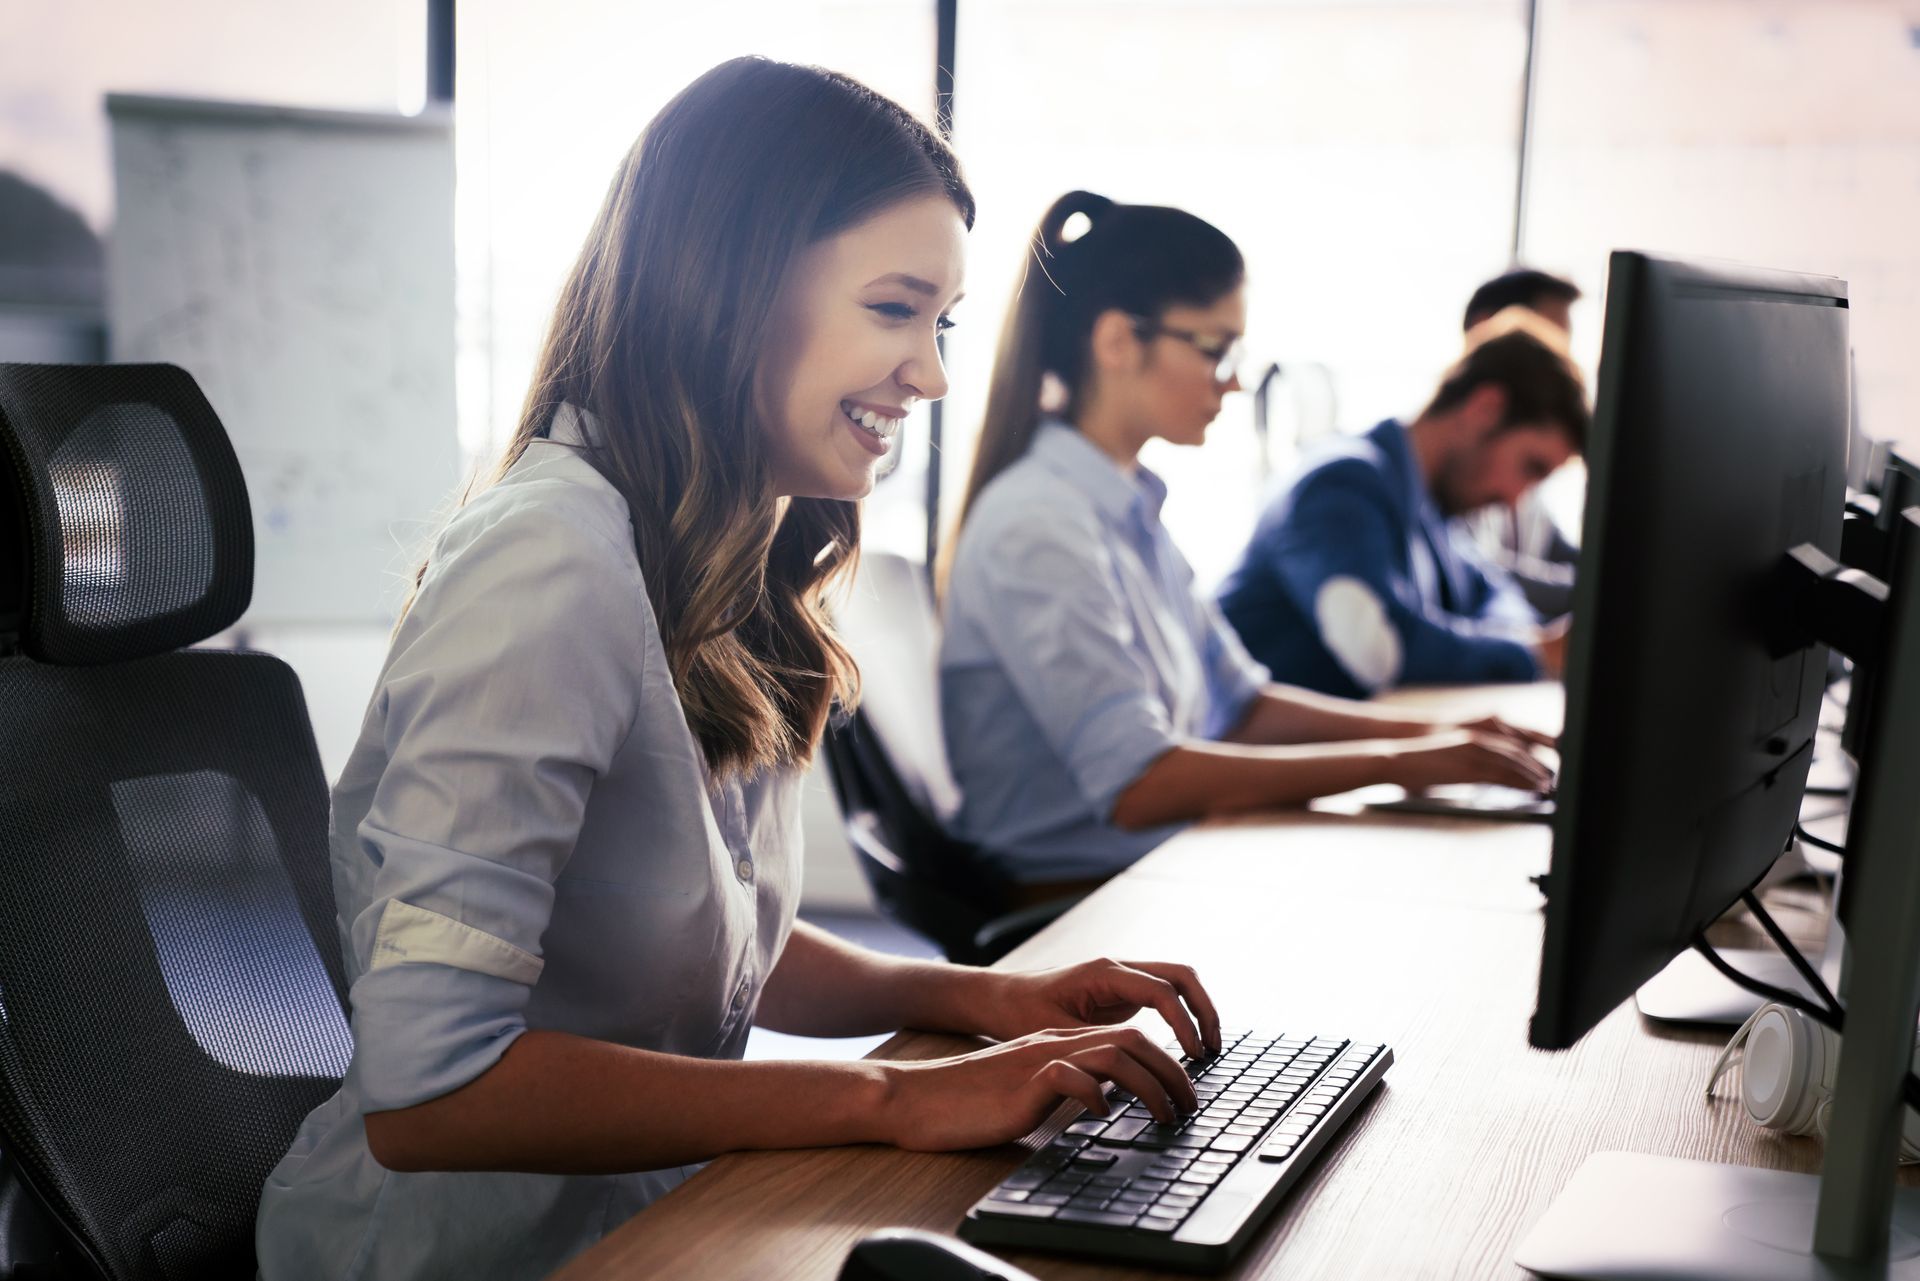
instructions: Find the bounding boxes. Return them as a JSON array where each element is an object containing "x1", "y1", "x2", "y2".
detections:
[
  {"x1": 257, "y1": 74, "x2": 1221, "y2": 1281},
  {"x1": 940, "y1": 192, "x2": 1554, "y2": 890}
]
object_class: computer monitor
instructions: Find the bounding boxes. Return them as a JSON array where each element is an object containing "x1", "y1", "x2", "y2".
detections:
[
  {"x1": 1518, "y1": 251, "x2": 1920, "y2": 1278},
  {"x1": 1530, "y1": 251, "x2": 1848, "y2": 1052}
]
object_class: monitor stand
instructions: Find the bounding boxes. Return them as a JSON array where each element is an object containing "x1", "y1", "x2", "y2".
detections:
[
  {"x1": 1635, "y1": 948, "x2": 1823, "y2": 1025},
  {"x1": 1635, "y1": 860, "x2": 1844, "y2": 1026},
  {"x1": 1521, "y1": 508, "x2": 1920, "y2": 1281},
  {"x1": 1514, "y1": 1152, "x2": 1920, "y2": 1280}
]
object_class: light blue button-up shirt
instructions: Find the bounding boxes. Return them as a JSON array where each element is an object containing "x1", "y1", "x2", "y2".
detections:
[
  {"x1": 255, "y1": 408, "x2": 800, "y2": 1281},
  {"x1": 940, "y1": 423, "x2": 1269, "y2": 884}
]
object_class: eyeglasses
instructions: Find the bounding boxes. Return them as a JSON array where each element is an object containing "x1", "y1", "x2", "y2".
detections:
[{"x1": 1128, "y1": 315, "x2": 1245, "y2": 384}]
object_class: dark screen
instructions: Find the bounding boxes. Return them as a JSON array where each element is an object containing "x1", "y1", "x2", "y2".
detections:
[{"x1": 1530, "y1": 251, "x2": 1849, "y2": 1050}]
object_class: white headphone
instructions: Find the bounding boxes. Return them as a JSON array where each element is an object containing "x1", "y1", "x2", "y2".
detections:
[{"x1": 1706, "y1": 1002, "x2": 1920, "y2": 1162}]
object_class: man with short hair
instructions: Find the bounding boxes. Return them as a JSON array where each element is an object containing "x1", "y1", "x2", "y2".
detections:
[
  {"x1": 1217, "y1": 312, "x2": 1588, "y2": 698},
  {"x1": 1463, "y1": 267, "x2": 1581, "y2": 333},
  {"x1": 1463, "y1": 268, "x2": 1585, "y2": 614}
]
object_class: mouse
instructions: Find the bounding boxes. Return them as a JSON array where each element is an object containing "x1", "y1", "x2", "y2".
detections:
[{"x1": 837, "y1": 1228, "x2": 1041, "y2": 1281}]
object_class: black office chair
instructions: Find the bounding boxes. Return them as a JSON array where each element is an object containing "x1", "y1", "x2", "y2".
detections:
[
  {"x1": 824, "y1": 551, "x2": 1081, "y2": 966},
  {"x1": 0, "y1": 363, "x2": 351, "y2": 1281}
]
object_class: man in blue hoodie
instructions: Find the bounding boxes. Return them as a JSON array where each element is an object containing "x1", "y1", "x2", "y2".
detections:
[{"x1": 1217, "y1": 312, "x2": 1588, "y2": 699}]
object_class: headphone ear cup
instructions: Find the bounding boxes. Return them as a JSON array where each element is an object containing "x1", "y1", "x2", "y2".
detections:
[{"x1": 1741, "y1": 1005, "x2": 1825, "y2": 1137}]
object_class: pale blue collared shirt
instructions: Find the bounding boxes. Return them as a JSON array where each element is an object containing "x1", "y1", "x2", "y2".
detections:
[
  {"x1": 255, "y1": 407, "x2": 801, "y2": 1281},
  {"x1": 940, "y1": 422, "x2": 1269, "y2": 883}
]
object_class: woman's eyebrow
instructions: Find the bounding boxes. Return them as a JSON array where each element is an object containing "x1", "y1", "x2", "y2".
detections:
[{"x1": 864, "y1": 272, "x2": 936, "y2": 293}]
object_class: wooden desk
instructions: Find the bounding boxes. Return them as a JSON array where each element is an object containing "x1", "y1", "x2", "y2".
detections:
[{"x1": 553, "y1": 685, "x2": 1891, "y2": 1280}]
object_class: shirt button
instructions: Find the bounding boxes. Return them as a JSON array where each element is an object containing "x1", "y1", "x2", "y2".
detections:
[{"x1": 737, "y1": 857, "x2": 754, "y2": 882}]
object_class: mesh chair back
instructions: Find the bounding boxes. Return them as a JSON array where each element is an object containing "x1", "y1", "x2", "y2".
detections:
[
  {"x1": 0, "y1": 363, "x2": 348, "y2": 1281},
  {"x1": 825, "y1": 553, "x2": 1012, "y2": 957}
]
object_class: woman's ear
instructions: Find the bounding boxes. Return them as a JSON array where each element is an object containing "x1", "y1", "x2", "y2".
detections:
[{"x1": 1089, "y1": 308, "x2": 1143, "y2": 377}]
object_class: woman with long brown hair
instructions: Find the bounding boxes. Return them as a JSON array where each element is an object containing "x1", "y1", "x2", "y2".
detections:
[
  {"x1": 940, "y1": 192, "x2": 1553, "y2": 891},
  {"x1": 256, "y1": 65, "x2": 1218, "y2": 1281}
]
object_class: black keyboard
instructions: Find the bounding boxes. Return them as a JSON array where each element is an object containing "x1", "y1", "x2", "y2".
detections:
[{"x1": 958, "y1": 1029, "x2": 1393, "y2": 1272}]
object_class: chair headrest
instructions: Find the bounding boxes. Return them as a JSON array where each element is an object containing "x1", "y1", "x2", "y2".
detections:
[{"x1": 0, "y1": 363, "x2": 252, "y2": 664}]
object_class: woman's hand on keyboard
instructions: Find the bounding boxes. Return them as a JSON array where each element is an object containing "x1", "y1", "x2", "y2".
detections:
[
  {"x1": 1455, "y1": 713, "x2": 1557, "y2": 753},
  {"x1": 877, "y1": 1026, "x2": 1199, "y2": 1151},
  {"x1": 956, "y1": 959, "x2": 1221, "y2": 1057},
  {"x1": 1384, "y1": 729, "x2": 1555, "y2": 793}
]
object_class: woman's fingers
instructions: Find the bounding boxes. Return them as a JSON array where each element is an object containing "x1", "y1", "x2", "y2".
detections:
[
  {"x1": 1122, "y1": 960, "x2": 1221, "y2": 1052},
  {"x1": 1086, "y1": 964, "x2": 1204, "y2": 1058},
  {"x1": 1054, "y1": 1025, "x2": 1197, "y2": 1118},
  {"x1": 1034, "y1": 1058, "x2": 1111, "y2": 1119},
  {"x1": 1476, "y1": 735, "x2": 1555, "y2": 790}
]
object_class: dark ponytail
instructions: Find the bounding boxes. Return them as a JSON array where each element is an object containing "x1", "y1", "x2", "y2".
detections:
[{"x1": 952, "y1": 190, "x2": 1244, "y2": 544}]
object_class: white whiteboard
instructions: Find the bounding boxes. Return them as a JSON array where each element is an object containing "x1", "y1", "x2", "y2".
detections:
[{"x1": 106, "y1": 93, "x2": 457, "y2": 626}]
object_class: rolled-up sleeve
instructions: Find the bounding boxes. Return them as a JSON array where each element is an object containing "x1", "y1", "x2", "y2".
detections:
[
  {"x1": 963, "y1": 512, "x2": 1181, "y2": 818},
  {"x1": 344, "y1": 504, "x2": 647, "y2": 1113}
]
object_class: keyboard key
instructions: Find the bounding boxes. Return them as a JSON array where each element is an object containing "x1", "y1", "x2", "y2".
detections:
[
  {"x1": 1089, "y1": 1174, "x2": 1128, "y2": 1189},
  {"x1": 1064, "y1": 1119, "x2": 1109, "y2": 1139},
  {"x1": 1067, "y1": 1193, "x2": 1112, "y2": 1211},
  {"x1": 1223, "y1": 1123, "x2": 1265, "y2": 1137},
  {"x1": 1208, "y1": 1134, "x2": 1255, "y2": 1153},
  {"x1": 1103, "y1": 1116, "x2": 1151, "y2": 1144},
  {"x1": 1180, "y1": 1167, "x2": 1226, "y2": 1185},
  {"x1": 1134, "y1": 1124, "x2": 1180, "y2": 1149},
  {"x1": 1111, "y1": 1189, "x2": 1156, "y2": 1206},
  {"x1": 1135, "y1": 1176, "x2": 1173, "y2": 1192},
  {"x1": 1158, "y1": 1192, "x2": 1203, "y2": 1209},
  {"x1": 1192, "y1": 1152, "x2": 1235, "y2": 1168},
  {"x1": 1072, "y1": 1150, "x2": 1119, "y2": 1169},
  {"x1": 1057, "y1": 1209, "x2": 1140, "y2": 1228},
  {"x1": 1028, "y1": 1192, "x2": 1071, "y2": 1206},
  {"x1": 1002, "y1": 1170, "x2": 1048, "y2": 1190},
  {"x1": 978, "y1": 1200, "x2": 1060, "y2": 1220},
  {"x1": 1136, "y1": 1215, "x2": 1181, "y2": 1235}
]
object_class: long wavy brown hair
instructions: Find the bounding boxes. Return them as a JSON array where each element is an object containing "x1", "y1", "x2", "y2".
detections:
[{"x1": 419, "y1": 58, "x2": 972, "y2": 779}]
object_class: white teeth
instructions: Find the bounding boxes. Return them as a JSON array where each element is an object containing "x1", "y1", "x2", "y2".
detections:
[{"x1": 843, "y1": 402, "x2": 901, "y2": 441}]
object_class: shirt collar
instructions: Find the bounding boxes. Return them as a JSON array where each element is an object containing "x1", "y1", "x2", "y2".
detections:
[
  {"x1": 1030, "y1": 420, "x2": 1169, "y2": 526},
  {"x1": 547, "y1": 403, "x2": 600, "y2": 448},
  {"x1": 1370, "y1": 417, "x2": 1435, "y2": 524}
]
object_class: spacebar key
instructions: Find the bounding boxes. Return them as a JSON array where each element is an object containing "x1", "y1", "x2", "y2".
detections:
[{"x1": 976, "y1": 1199, "x2": 1060, "y2": 1220}]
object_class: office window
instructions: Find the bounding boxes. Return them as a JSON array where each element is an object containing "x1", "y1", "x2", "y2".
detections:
[
  {"x1": 455, "y1": 1, "x2": 937, "y2": 553},
  {"x1": 1524, "y1": 0, "x2": 1920, "y2": 466},
  {"x1": 946, "y1": 0, "x2": 1532, "y2": 585}
]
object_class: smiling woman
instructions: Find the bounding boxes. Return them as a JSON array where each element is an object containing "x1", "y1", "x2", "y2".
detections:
[
  {"x1": 761, "y1": 200, "x2": 966, "y2": 500},
  {"x1": 252, "y1": 58, "x2": 1227, "y2": 1281}
]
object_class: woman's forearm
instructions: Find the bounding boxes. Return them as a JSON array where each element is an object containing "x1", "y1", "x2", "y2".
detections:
[
  {"x1": 752, "y1": 920, "x2": 985, "y2": 1039},
  {"x1": 1110, "y1": 739, "x2": 1406, "y2": 830},
  {"x1": 1223, "y1": 683, "x2": 1436, "y2": 746},
  {"x1": 364, "y1": 1027, "x2": 893, "y2": 1174}
]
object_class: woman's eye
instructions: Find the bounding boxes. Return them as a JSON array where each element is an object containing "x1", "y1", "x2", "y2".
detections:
[
  {"x1": 868, "y1": 302, "x2": 917, "y2": 322},
  {"x1": 936, "y1": 315, "x2": 957, "y2": 333}
]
